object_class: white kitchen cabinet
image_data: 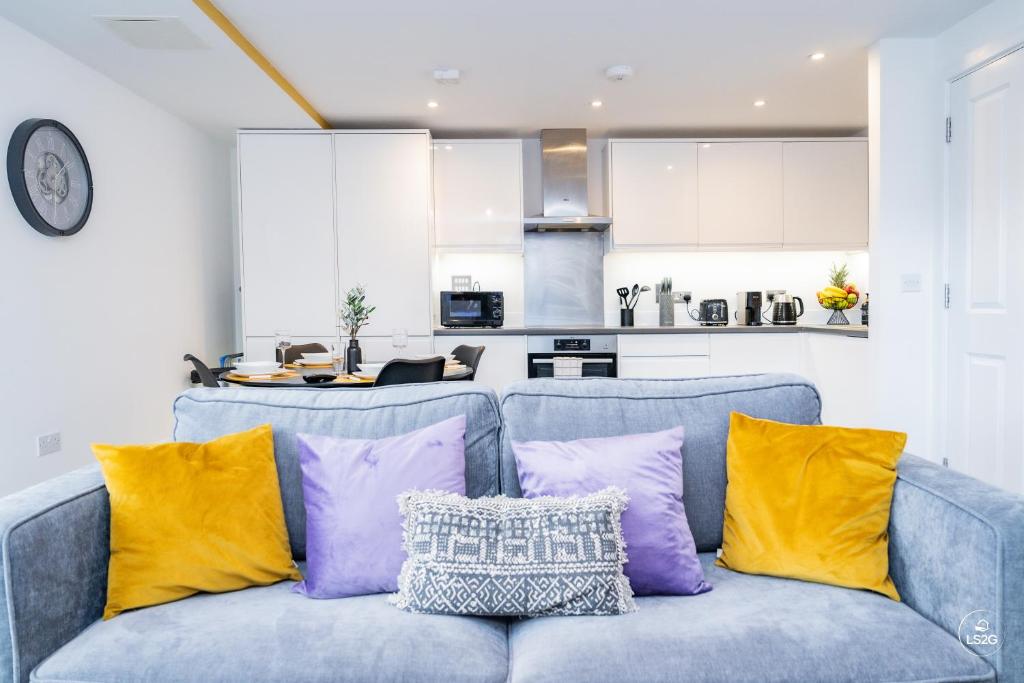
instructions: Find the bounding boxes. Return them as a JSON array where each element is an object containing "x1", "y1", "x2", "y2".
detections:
[
  {"x1": 617, "y1": 333, "x2": 710, "y2": 379},
  {"x1": 433, "y1": 140, "x2": 522, "y2": 249},
  {"x1": 801, "y1": 333, "x2": 871, "y2": 427},
  {"x1": 609, "y1": 141, "x2": 699, "y2": 248},
  {"x1": 708, "y1": 333, "x2": 803, "y2": 375},
  {"x1": 619, "y1": 355, "x2": 711, "y2": 379},
  {"x1": 433, "y1": 335, "x2": 527, "y2": 394},
  {"x1": 238, "y1": 133, "x2": 337, "y2": 339},
  {"x1": 783, "y1": 141, "x2": 868, "y2": 247},
  {"x1": 698, "y1": 142, "x2": 784, "y2": 246},
  {"x1": 334, "y1": 132, "x2": 432, "y2": 337}
]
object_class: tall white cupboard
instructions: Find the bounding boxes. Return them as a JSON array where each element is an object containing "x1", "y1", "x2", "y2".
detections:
[{"x1": 237, "y1": 131, "x2": 433, "y2": 359}]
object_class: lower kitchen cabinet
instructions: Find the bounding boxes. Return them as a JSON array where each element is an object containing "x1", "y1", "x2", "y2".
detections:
[
  {"x1": 708, "y1": 333, "x2": 802, "y2": 375},
  {"x1": 619, "y1": 355, "x2": 711, "y2": 379},
  {"x1": 617, "y1": 334, "x2": 711, "y2": 379},
  {"x1": 801, "y1": 333, "x2": 871, "y2": 427},
  {"x1": 433, "y1": 335, "x2": 527, "y2": 394}
]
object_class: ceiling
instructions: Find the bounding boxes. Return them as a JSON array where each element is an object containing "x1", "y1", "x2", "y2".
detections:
[{"x1": 1, "y1": 0, "x2": 991, "y2": 140}]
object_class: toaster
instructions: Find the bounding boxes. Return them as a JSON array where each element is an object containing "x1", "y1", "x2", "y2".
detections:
[{"x1": 698, "y1": 299, "x2": 729, "y2": 326}]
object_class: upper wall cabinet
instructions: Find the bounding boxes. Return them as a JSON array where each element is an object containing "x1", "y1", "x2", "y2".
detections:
[
  {"x1": 698, "y1": 142, "x2": 784, "y2": 246},
  {"x1": 609, "y1": 141, "x2": 699, "y2": 247},
  {"x1": 783, "y1": 141, "x2": 868, "y2": 248},
  {"x1": 334, "y1": 132, "x2": 432, "y2": 337},
  {"x1": 238, "y1": 133, "x2": 337, "y2": 338},
  {"x1": 433, "y1": 140, "x2": 523, "y2": 249}
]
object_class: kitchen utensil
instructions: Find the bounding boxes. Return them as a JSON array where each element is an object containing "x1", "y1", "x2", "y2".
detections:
[
  {"x1": 627, "y1": 285, "x2": 650, "y2": 310},
  {"x1": 771, "y1": 294, "x2": 804, "y2": 325},
  {"x1": 735, "y1": 292, "x2": 763, "y2": 326},
  {"x1": 616, "y1": 287, "x2": 630, "y2": 308},
  {"x1": 658, "y1": 278, "x2": 674, "y2": 327},
  {"x1": 628, "y1": 284, "x2": 639, "y2": 309}
]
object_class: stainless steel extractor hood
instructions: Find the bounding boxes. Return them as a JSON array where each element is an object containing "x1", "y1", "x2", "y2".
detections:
[{"x1": 523, "y1": 128, "x2": 612, "y2": 231}]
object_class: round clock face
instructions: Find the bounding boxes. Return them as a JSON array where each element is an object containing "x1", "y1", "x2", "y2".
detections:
[{"x1": 7, "y1": 119, "x2": 93, "y2": 237}]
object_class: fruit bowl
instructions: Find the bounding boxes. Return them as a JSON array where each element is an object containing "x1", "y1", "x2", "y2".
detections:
[{"x1": 818, "y1": 294, "x2": 858, "y2": 311}]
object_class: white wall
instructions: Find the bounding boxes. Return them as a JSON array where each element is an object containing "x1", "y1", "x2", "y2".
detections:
[
  {"x1": 867, "y1": 0, "x2": 1024, "y2": 462},
  {"x1": 867, "y1": 39, "x2": 942, "y2": 459},
  {"x1": 0, "y1": 18, "x2": 235, "y2": 496}
]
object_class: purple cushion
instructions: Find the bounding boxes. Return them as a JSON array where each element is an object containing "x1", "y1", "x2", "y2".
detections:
[
  {"x1": 294, "y1": 415, "x2": 467, "y2": 598},
  {"x1": 512, "y1": 426, "x2": 710, "y2": 596}
]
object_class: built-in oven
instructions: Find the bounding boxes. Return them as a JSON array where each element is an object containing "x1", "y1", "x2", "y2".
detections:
[{"x1": 527, "y1": 335, "x2": 617, "y2": 379}]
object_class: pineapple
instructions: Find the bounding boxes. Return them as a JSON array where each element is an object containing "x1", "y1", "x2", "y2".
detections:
[{"x1": 828, "y1": 262, "x2": 850, "y2": 289}]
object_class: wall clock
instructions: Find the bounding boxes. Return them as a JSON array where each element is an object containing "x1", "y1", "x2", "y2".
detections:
[{"x1": 6, "y1": 118, "x2": 93, "y2": 237}]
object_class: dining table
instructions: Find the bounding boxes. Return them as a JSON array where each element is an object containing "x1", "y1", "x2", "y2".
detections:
[{"x1": 219, "y1": 362, "x2": 473, "y2": 388}]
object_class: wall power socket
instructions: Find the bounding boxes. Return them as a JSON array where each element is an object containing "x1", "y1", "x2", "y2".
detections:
[{"x1": 37, "y1": 432, "x2": 61, "y2": 457}]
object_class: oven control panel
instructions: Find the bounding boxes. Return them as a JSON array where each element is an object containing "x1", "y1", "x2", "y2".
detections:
[{"x1": 553, "y1": 338, "x2": 590, "y2": 352}]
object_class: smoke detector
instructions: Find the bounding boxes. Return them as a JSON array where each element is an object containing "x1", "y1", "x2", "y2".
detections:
[
  {"x1": 433, "y1": 68, "x2": 461, "y2": 85},
  {"x1": 605, "y1": 65, "x2": 634, "y2": 81}
]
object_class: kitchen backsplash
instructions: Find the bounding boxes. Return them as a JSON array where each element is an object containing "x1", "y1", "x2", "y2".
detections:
[
  {"x1": 434, "y1": 248, "x2": 868, "y2": 328},
  {"x1": 603, "y1": 250, "x2": 869, "y2": 326}
]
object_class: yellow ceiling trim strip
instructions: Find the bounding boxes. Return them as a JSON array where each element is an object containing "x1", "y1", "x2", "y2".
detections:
[{"x1": 192, "y1": 0, "x2": 329, "y2": 129}]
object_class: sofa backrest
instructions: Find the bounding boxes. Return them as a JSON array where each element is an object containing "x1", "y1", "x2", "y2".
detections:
[
  {"x1": 172, "y1": 383, "x2": 501, "y2": 560},
  {"x1": 499, "y1": 374, "x2": 821, "y2": 552}
]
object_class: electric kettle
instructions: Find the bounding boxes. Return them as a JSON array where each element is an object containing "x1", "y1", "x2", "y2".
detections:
[{"x1": 771, "y1": 294, "x2": 804, "y2": 325}]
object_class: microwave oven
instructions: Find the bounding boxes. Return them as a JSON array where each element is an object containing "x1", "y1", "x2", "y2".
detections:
[{"x1": 440, "y1": 291, "x2": 504, "y2": 328}]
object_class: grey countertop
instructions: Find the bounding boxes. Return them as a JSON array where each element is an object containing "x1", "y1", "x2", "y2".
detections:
[{"x1": 435, "y1": 324, "x2": 869, "y2": 338}]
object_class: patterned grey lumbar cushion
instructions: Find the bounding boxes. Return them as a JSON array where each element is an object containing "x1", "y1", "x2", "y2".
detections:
[{"x1": 392, "y1": 487, "x2": 636, "y2": 617}]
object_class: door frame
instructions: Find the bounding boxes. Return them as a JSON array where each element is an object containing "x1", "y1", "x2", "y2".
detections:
[{"x1": 939, "y1": 41, "x2": 1024, "y2": 470}]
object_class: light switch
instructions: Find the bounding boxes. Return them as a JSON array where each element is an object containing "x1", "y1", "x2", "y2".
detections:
[{"x1": 901, "y1": 273, "x2": 922, "y2": 293}]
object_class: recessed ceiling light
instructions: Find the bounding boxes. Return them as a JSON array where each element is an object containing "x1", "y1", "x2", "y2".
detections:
[
  {"x1": 444, "y1": 144, "x2": 453, "y2": 150},
  {"x1": 591, "y1": 100, "x2": 603, "y2": 108},
  {"x1": 427, "y1": 100, "x2": 439, "y2": 109},
  {"x1": 702, "y1": 143, "x2": 711, "y2": 148},
  {"x1": 809, "y1": 52, "x2": 826, "y2": 61},
  {"x1": 666, "y1": 165, "x2": 674, "y2": 171},
  {"x1": 753, "y1": 99, "x2": 766, "y2": 108}
]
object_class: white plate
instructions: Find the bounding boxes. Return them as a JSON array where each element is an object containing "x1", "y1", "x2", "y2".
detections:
[
  {"x1": 295, "y1": 358, "x2": 333, "y2": 366},
  {"x1": 412, "y1": 354, "x2": 456, "y2": 362},
  {"x1": 233, "y1": 361, "x2": 283, "y2": 376},
  {"x1": 301, "y1": 352, "x2": 332, "y2": 363},
  {"x1": 356, "y1": 362, "x2": 386, "y2": 375},
  {"x1": 233, "y1": 368, "x2": 288, "y2": 378},
  {"x1": 353, "y1": 372, "x2": 378, "y2": 380}
]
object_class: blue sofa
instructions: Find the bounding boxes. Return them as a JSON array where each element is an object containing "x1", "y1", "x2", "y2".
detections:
[{"x1": 1, "y1": 375, "x2": 1020, "y2": 682}]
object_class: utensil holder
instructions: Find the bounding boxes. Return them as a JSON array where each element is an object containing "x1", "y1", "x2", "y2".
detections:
[
  {"x1": 620, "y1": 309, "x2": 634, "y2": 327},
  {"x1": 659, "y1": 296, "x2": 675, "y2": 327}
]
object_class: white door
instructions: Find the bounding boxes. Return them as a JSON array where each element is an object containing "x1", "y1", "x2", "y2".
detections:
[
  {"x1": 238, "y1": 133, "x2": 336, "y2": 341},
  {"x1": 946, "y1": 48, "x2": 1024, "y2": 494},
  {"x1": 609, "y1": 141, "x2": 699, "y2": 248},
  {"x1": 433, "y1": 140, "x2": 522, "y2": 249},
  {"x1": 334, "y1": 133, "x2": 432, "y2": 337},
  {"x1": 698, "y1": 142, "x2": 783, "y2": 246}
]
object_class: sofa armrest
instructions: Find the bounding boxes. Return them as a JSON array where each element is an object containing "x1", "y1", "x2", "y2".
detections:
[
  {"x1": 890, "y1": 454, "x2": 1024, "y2": 681},
  {"x1": 0, "y1": 466, "x2": 109, "y2": 683}
]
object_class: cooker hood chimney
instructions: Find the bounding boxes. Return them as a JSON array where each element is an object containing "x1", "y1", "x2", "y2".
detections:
[{"x1": 523, "y1": 128, "x2": 612, "y2": 232}]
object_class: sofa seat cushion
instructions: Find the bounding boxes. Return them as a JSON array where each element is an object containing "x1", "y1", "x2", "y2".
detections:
[
  {"x1": 32, "y1": 576, "x2": 509, "y2": 683},
  {"x1": 507, "y1": 554, "x2": 993, "y2": 683}
]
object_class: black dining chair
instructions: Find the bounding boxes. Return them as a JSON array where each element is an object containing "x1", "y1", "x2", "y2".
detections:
[
  {"x1": 450, "y1": 345, "x2": 485, "y2": 381},
  {"x1": 373, "y1": 357, "x2": 445, "y2": 387},
  {"x1": 277, "y1": 342, "x2": 328, "y2": 365},
  {"x1": 184, "y1": 354, "x2": 221, "y2": 388}
]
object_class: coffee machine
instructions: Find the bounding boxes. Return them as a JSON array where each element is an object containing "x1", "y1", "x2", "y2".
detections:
[{"x1": 735, "y1": 291, "x2": 763, "y2": 326}]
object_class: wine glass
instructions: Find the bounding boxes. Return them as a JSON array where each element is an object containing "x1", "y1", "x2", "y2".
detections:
[
  {"x1": 392, "y1": 328, "x2": 408, "y2": 359},
  {"x1": 274, "y1": 329, "x2": 292, "y2": 368}
]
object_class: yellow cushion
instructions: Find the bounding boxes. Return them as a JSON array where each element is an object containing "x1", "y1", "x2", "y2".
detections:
[
  {"x1": 93, "y1": 424, "x2": 301, "y2": 619},
  {"x1": 716, "y1": 412, "x2": 906, "y2": 600}
]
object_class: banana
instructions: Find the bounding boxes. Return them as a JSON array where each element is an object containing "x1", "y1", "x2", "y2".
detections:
[{"x1": 823, "y1": 286, "x2": 848, "y2": 298}]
